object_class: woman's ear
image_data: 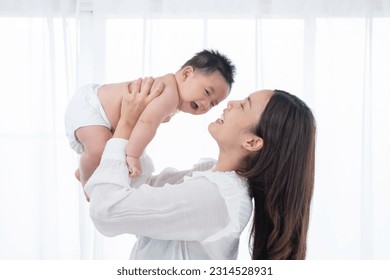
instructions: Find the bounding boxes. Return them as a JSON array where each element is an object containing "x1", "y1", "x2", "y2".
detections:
[
  {"x1": 242, "y1": 136, "x2": 263, "y2": 152},
  {"x1": 181, "y1": 66, "x2": 194, "y2": 81}
]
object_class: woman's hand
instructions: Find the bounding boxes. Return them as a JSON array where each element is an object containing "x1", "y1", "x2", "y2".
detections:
[{"x1": 113, "y1": 77, "x2": 165, "y2": 139}]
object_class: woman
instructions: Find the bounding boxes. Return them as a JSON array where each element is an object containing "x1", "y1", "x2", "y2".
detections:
[{"x1": 84, "y1": 77, "x2": 316, "y2": 260}]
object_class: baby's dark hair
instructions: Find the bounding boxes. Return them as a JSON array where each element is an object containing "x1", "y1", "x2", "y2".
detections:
[{"x1": 181, "y1": 49, "x2": 236, "y2": 90}]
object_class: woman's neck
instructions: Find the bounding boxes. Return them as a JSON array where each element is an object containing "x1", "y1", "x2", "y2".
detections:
[{"x1": 213, "y1": 151, "x2": 243, "y2": 172}]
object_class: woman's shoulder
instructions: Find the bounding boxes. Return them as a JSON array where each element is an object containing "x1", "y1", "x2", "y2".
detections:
[
  {"x1": 201, "y1": 170, "x2": 248, "y2": 190},
  {"x1": 190, "y1": 160, "x2": 249, "y2": 192},
  {"x1": 190, "y1": 165, "x2": 252, "y2": 241},
  {"x1": 191, "y1": 158, "x2": 216, "y2": 171}
]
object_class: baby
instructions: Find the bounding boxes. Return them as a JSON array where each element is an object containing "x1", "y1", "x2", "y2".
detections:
[{"x1": 65, "y1": 49, "x2": 236, "y2": 186}]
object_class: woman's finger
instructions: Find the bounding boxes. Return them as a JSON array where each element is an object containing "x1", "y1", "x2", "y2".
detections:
[
  {"x1": 140, "y1": 76, "x2": 150, "y2": 89},
  {"x1": 148, "y1": 80, "x2": 165, "y2": 101},
  {"x1": 140, "y1": 77, "x2": 154, "y2": 96},
  {"x1": 131, "y1": 78, "x2": 142, "y2": 94}
]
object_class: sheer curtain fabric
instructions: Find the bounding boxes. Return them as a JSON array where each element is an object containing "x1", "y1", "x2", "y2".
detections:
[{"x1": 0, "y1": 0, "x2": 389, "y2": 259}]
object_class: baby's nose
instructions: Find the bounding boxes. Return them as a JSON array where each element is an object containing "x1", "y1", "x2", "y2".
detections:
[{"x1": 199, "y1": 100, "x2": 210, "y2": 110}]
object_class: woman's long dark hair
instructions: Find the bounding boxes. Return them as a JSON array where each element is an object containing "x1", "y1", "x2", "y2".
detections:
[{"x1": 239, "y1": 90, "x2": 316, "y2": 260}]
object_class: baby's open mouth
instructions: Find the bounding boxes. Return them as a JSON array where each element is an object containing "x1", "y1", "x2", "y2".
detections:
[{"x1": 190, "y1": 101, "x2": 199, "y2": 110}]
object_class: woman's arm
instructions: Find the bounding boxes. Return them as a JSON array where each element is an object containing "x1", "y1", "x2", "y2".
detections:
[{"x1": 84, "y1": 140, "x2": 229, "y2": 241}]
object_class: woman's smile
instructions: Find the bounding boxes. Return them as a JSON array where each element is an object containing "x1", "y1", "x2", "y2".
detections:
[{"x1": 215, "y1": 111, "x2": 225, "y2": 124}]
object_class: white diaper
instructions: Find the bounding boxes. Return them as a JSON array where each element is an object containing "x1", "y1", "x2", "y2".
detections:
[{"x1": 64, "y1": 84, "x2": 112, "y2": 154}]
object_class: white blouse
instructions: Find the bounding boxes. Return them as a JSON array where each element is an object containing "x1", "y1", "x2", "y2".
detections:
[{"x1": 84, "y1": 138, "x2": 253, "y2": 260}]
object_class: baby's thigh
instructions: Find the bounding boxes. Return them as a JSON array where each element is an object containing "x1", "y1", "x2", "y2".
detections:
[{"x1": 76, "y1": 126, "x2": 112, "y2": 155}]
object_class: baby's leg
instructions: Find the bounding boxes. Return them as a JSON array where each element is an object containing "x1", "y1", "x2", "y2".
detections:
[{"x1": 76, "y1": 125, "x2": 112, "y2": 186}]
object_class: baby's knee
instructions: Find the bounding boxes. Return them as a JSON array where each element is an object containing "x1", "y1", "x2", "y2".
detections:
[
  {"x1": 83, "y1": 141, "x2": 106, "y2": 158},
  {"x1": 75, "y1": 126, "x2": 112, "y2": 158}
]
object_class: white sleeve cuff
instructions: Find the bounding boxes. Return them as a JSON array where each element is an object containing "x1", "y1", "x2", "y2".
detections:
[
  {"x1": 101, "y1": 138, "x2": 128, "y2": 161},
  {"x1": 101, "y1": 138, "x2": 155, "y2": 175}
]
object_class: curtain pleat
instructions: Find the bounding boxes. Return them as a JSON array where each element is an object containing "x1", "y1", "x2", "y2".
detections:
[{"x1": 0, "y1": 0, "x2": 389, "y2": 260}]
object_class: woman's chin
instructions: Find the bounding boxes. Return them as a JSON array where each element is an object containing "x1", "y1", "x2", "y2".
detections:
[{"x1": 208, "y1": 122, "x2": 219, "y2": 139}]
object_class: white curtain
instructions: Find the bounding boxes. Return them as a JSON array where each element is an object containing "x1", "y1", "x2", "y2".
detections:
[{"x1": 0, "y1": 0, "x2": 389, "y2": 260}]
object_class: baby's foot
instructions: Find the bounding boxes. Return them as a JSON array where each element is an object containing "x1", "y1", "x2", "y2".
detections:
[
  {"x1": 83, "y1": 190, "x2": 90, "y2": 202},
  {"x1": 75, "y1": 168, "x2": 81, "y2": 182},
  {"x1": 75, "y1": 169, "x2": 90, "y2": 202}
]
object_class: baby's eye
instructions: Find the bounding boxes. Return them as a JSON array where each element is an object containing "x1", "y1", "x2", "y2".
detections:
[
  {"x1": 240, "y1": 103, "x2": 244, "y2": 109},
  {"x1": 204, "y1": 89, "x2": 210, "y2": 96}
]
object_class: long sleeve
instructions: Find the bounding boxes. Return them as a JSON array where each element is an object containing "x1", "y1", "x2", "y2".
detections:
[{"x1": 84, "y1": 138, "x2": 229, "y2": 242}]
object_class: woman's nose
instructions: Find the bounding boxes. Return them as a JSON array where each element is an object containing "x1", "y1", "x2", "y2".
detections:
[
  {"x1": 227, "y1": 101, "x2": 232, "y2": 109},
  {"x1": 227, "y1": 100, "x2": 236, "y2": 109}
]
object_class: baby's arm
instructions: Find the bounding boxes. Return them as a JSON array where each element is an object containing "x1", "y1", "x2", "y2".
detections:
[{"x1": 126, "y1": 85, "x2": 178, "y2": 176}]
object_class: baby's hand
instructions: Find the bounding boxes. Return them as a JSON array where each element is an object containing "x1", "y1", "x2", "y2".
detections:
[{"x1": 126, "y1": 155, "x2": 142, "y2": 177}]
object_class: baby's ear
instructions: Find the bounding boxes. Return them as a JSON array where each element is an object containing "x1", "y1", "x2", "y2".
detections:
[
  {"x1": 181, "y1": 66, "x2": 194, "y2": 80},
  {"x1": 242, "y1": 136, "x2": 263, "y2": 152}
]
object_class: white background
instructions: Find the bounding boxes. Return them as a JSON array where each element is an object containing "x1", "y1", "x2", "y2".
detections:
[{"x1": 0, "y1": 0, "x2": 389, "y2": 260}]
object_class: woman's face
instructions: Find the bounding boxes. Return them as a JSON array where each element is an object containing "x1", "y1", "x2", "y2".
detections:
[{"x1": 208, "y1": 90, "x2": 273, "y2": 151}]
